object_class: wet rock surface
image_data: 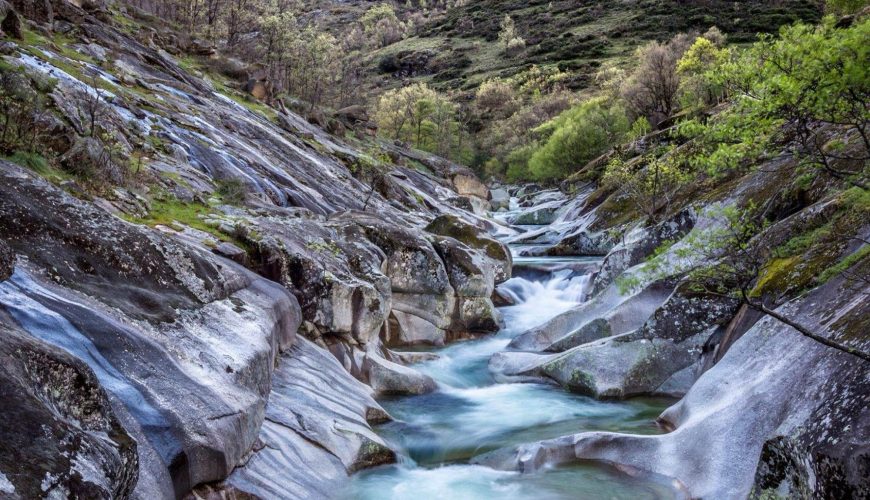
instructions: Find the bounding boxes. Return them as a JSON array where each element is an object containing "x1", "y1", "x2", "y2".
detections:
[
  {"x1": 0, "y1": 315, "x2": 138, "y2": 499},
  {"x1": 0, "y1": 2, "x2": 507, "y2": 494},
  {"x1": 477, "y1": 273, "x2": 870, "y2": 498},
  {"x1": 223, "y1": 337, "x2": 396, "y2": 498},
  {"x1": 0, "y1": 164, "x2": 304, "y2": 497},
  {"x1": 481, "y1": 157, "x2": 869, "y2": 497}
]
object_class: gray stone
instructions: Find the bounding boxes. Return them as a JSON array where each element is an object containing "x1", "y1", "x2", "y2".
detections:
[
  {"x1": 477, "y1": 273, "x2": 870, "y2": 498},
  {"x1": 0, "y1": 240, "x2": 12, "y2": 281},
  {"x1": 212, "y1": 241, "x2": 248, "y2": 265}
]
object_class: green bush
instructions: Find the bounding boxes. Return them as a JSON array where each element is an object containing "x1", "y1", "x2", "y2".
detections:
[{"x1": 525, "y1": 98, "x2": 629, "y2": 181}]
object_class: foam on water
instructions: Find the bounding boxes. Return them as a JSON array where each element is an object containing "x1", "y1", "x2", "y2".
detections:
[{"x1": 346, "y1": 249, "x2": 676, "y2": 499}]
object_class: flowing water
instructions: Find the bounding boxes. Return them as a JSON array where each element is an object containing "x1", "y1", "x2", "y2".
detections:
[{"x1": 344, "y1": 250, "x2": 678, "y2": 499}]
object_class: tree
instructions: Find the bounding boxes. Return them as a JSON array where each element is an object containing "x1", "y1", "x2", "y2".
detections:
[
  {"x1": 296, "y1": 29, "x2": 341, "y2": 107},
  {"x1": 258, "y1": 11, "x2": 298, "y2": 93},
  {"x1": 76, "y1": 73, "x2": 107, "y2": 138},
  {"x1": 526, "y1": 98, "x2": 629, "y2": 180},
  {"x1": 620, "y1": 33, "x2": 693, "y2": 126},
  {"x1": 676, "y1": 33, "x2": 730, "y2": 109},
  {"x1": 360, "y1": 3, "x2": 405, "y2": 47},
  {"x1": 373, "y1": 83, "x2": 459, "y2": 157},
  {"x1": 225, "y1": 0, "x2": 256, "y2": 47},
  {"x1": 0, "y1": 64, "x2": 52, "y2": 154},
  {"x1": 680, "y1": 18, "x2": 869, "y2": 189},
  {"x1": 498, "y1": 15, "x2": 525, "y2": 55}
]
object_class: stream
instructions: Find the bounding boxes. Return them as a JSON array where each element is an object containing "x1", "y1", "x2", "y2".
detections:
[{"x1": 344, "y1": 227, "x2": 679, "y2": 498}]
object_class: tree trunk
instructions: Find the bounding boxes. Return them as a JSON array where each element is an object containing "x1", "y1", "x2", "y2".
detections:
[{"x1": 746, "y1": 298, "x2": 870, "y2": 362}]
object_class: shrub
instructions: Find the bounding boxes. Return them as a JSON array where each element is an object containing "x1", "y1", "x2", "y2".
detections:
[
  {"x1": 216, "y1": 178, "x2": 248, "y2": 205},
  {"x1": 620, "y1": 33, "x2": 694, "y2": 126},
  {"x1": 526, "y1": 98, "x2": 630, "y2": 181},
  {"x1": 475, "y1": 79, "x2": 519, "y2": 118}
]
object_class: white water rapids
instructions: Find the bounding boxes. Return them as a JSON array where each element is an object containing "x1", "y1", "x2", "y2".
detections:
[{"x1": 344, "y1": 249, "x2": 677, "y2": 499}]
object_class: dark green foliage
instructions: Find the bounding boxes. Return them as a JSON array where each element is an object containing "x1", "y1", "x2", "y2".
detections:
[{"x1": 417, "y1": 0, "x2": 821, "y2": 90}]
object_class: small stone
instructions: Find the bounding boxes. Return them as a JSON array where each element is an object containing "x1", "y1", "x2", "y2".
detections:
[{"x1": 0, "y1": 40, "x2": 16, "y2": 54}]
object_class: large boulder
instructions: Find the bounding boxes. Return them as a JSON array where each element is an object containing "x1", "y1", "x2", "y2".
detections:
[
  {"x1": 452, "y1": 173, "x2": 489, "y2": 200},
  {"x1": 335, "y1": 104, "x2": 370, "y2": 125},
  {"x1": 9, "y1": 0, "x2": 52, "y2": 24},
  {"x1": 0, "y1": 163, "x2": 301, "y2": 497},
  {"x1": 2, "y1": 9, "x2": 21, "y2": 39},
  {"x1": 496, "y1": 281, "x2": 738, "y2": 399},
  {"x1": 349, "y1": 212, "x2": 456, "y2": 347},
  {"x1": 424, "y1": 214, "x2": 512, "y2": 282},
  {"x1": 544, "y1": 228, "x2": 614, "y2": 256},
  {"x1": 244, "y1": 213, "x2": 391, "y2": 347},
  {"x1": 512, "y1": 205, "x2": 560, "y2": 225},
  {"x1": 429, "y1": 235, "x2": 501, "y2": 339},
  {"x1": 220, "y1": 337, "x2": 397, "y2": 498}
]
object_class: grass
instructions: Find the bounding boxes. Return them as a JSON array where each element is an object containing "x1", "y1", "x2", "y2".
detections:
[
  {"x1": 819, "y1": 245, "x2": 870, "y2": 284},
  {"x1": 125, "y1": 195, "x2": 256, "y2": 253},
  {"x1": 774, "y1": 223, "x2": 832, "y2": 259},
  {"x1": 3, "y1": 151, "x2": 71, "y2": 182},
  {"x1": 126, "y1": 197, "x2": 218, "y2": 235}
]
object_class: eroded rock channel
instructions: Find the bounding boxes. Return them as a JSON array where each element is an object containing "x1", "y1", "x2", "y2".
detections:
[
  {"x1": 343, "y1": 240, "x2": 680, "y2": 499},
  {"x1": 0, "y1": 2, "x2": 867, "y2": 497}
]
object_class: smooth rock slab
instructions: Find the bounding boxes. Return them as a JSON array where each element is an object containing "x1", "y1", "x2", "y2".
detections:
[
  {"x1": 226, "y1": 337, "x2": 396, "y2": 499},
  {"x1": 0, "y1": 314, "x2": 138, "y2": 499},
  {"x1": 478, "y1": 275, "x2": 870, "y2": 498}
]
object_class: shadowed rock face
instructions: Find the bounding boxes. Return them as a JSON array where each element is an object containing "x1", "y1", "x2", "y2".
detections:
[
  {"x1": 0, "y1": 163, "x2": 305, "y2": 497},
  {"x1": 0, "y1": 241, "x2": 13, "y2": 281},
  {"x1": 0, "y1": 315, "x2": 138, "y2": 499}
]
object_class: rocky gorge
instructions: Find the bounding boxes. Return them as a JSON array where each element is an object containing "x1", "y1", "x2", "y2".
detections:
[
  {"x1": 0, "y1": 0, "x2": 511, "y2": 497},
  {"x1": 0, "y1": 1, "x2": 868, "y2": 499}
]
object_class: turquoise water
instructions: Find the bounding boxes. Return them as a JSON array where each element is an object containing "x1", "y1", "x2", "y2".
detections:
[{"x1": 344, "y1": 258, "x2": 679, "y2": 499}]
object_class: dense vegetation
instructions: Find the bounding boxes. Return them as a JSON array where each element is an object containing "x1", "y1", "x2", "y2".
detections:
[{"x1": 106, "y1": 0, "x2": 825, "y2": 171}]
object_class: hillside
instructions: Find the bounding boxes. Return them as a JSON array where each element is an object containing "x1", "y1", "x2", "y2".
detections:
[{"x1": 360, "y1": 0, "x2": 822, "y2": 93}]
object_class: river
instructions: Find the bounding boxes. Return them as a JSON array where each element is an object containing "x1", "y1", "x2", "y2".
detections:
[{"x1": 344, "y1": 228, "x2": 679, "y2": 498}]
